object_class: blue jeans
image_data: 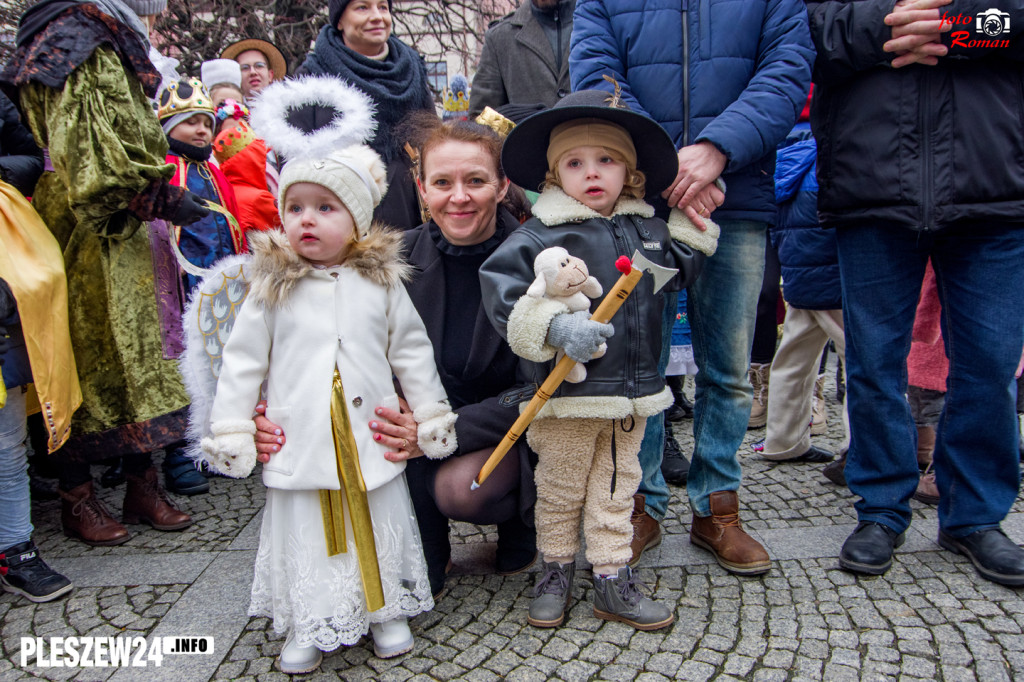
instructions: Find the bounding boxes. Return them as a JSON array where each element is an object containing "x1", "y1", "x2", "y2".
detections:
[
  {"x1": 838, "y1": 224, "x2": 1024, "y2": 536},
  {"x1": 0, "y1": 387, "x2": 32, "y2": 549},
  {"x1": 687, "y1": 220, "x2": 766, "y2": 517},
  {"x1": 636, "y1": 291, "x2": 678, "y2": 520}
]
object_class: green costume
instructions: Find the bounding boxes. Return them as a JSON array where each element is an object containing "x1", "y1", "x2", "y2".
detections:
[{"x1": 21, "y1": 46, "x2": 189, "y2": 442}]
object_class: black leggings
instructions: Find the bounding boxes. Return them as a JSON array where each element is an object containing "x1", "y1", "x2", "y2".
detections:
[
  {"x1": 407, "y1": 445, "x2": 521, "y2": 528},
  {"x1": 751, "y1": 235, "x2": 782, "y2": 365}
]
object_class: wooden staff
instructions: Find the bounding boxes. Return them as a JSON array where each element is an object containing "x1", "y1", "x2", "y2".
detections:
[{"x1": 472, "y1": 251, "x2": 674, "y2": 490}]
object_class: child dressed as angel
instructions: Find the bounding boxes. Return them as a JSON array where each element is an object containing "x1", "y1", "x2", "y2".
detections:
[{"x1": 196, "y1": 77, "x2": 457, "y2": 674}]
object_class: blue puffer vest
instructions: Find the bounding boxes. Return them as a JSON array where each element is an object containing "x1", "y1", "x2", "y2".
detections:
[{"x1": 570, "y1": 0, "x2": 814, "y2": 224}]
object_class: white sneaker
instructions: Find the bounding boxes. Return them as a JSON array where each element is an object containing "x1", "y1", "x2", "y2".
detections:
[
  {"x1": 370, "y1": 617, "x2": 414, "y2": 658},
  {"x1": 277, "y1": 631, "x2": 322, "y2": 674}
]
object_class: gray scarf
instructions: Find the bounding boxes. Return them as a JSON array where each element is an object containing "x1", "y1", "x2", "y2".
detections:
[{"x1": 89, "y1": 0, "x2": 150, "y2": 46}]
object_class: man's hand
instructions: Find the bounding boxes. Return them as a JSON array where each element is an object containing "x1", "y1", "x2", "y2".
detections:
[
  {"x1": 884, "y1": 0, "x2": 952, "y2": 68},
  {"x1": 662, "y1": 141, "x2": 727, "y2": 219}
]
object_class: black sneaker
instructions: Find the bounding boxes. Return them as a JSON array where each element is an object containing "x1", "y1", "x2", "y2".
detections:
[
  {"x1": 661, "y1": 424, "x2": 690, "y2": 485},
  {"x1": 0, "y1": 541, "x2": 73, "y2": 603}
]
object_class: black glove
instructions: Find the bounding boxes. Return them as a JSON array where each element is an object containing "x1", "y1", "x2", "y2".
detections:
[{"x1": 171, "y1": 192, "x2": 210, "y2": 226}]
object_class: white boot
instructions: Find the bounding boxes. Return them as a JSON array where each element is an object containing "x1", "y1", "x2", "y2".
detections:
[
  {"x1": 370, "y1": 616, "x2": 414, "y2": 658},
  {"x1": 277, "y1": 631, "x2": 322, "y2": 674}
]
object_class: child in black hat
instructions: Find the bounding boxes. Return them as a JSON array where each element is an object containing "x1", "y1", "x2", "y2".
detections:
[{"x1": 479, "y1": 89, "x2": 718, "y2": 631}]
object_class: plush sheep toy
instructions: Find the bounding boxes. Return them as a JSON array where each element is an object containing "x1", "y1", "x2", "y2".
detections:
[{"x1": 527, "y1": 246, "x2": 605, "y2": 383}]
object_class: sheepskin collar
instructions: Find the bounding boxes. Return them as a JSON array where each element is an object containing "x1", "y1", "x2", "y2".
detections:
[
  {"x1": 531, "y1": 186, "x2": 656, "y2": 226},
  {"x1": 247, "y1": 225, "x2": 411, "y2": 310}
]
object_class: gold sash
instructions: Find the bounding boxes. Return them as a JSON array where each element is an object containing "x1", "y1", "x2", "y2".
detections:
[{"x1": 321, "y1": 369, "x2": 385, "y2": 612}]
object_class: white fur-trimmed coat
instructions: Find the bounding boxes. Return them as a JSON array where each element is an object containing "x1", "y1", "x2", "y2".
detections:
[{"x1": 208, "y1": 228, "x2": 454, "y2": 491}]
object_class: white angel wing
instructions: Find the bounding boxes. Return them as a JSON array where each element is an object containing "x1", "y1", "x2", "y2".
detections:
[{"x1": 178, "y1": 254, "x2": 253, "y2": 463}]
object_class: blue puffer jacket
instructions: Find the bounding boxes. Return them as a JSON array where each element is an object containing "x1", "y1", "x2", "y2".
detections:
[
  {"x1": 570, "y1": 0, "x2": 814, "y2": 224},
  {"x1": 769, "y1": 123, "x2": 840, "y2": 311}
]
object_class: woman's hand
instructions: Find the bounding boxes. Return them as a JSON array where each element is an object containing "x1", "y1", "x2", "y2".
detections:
[
  {"x1": 370, "y1": 397, "x2": 423, "y2": 462},
  {"x1": 253, "y1": 400, "x2": 285, "y2": 464}
]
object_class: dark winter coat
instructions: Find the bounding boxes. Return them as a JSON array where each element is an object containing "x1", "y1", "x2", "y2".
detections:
[
  {"x1": 807, "y1": 0, "x2": 1024, "y2": 230},
  {"x1": 769, "y1": 123, "x2": 840, "y2": 310},
  {"x1": 570, "y1": 0, "x2": 814, "y2": 224},
  {"x1": 469, "y1": 0, "x2": 575, "y2": 116},
  {"x1": 480, "y1": 189, "x2": 700, "y2": 418},
  {"x1": 0, "y1": 91, "x2": 43, "y2": 197},
  {"x1": 402, "y1": 208, "x2": 536, "y2": 521}
]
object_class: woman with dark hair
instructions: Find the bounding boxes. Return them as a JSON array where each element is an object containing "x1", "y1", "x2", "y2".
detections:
[
  {"x1": 297, "y1": 0, "x2": 434, "y2": 230},
  {"x1": 255, "y1": 115, "x2": 536, "y2": 597}
]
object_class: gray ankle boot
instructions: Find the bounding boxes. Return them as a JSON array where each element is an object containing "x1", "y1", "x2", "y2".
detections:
[
  {"x1": 528, "y1": 561, "x2": 575, "y2": 627},
  {"x1": 592, "y1": 566, "x2": 674, "y2": 631}
]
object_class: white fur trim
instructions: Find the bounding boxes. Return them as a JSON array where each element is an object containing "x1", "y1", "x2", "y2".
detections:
[
  {"x1": 531, "y1": 186, "x2": 655, "y2": 226},
  {"x1": 507, "y1": 296, "x2": 568, "y2": 362},
  {"x1": 668, "y1": 208, "x2": 720, "y2": 256},
  {"x1": 249, "y1": 76, "x2": 377, "y2": 162},
  {"x1": 412, "y1": 400, "x2": 452, "y2": 423},
  {"x1": 210, "y1": 419, "x2": 257, "y2": 436},
  {"x1": 414, "y1": 406, "x2": 458, "y2": 459},
  {"x1": 524, "y1": 386, "x2": 673, "y2": 420}
]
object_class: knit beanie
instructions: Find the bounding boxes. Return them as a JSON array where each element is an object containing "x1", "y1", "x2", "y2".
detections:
[
  {"x1": 546, "y1": 119, "x2": 637, "y2": 173},
  {"x1": 278, "y1": 145, "x2": 388, "y2": 238},
  {"x1": 202, "y1": 59, "x2": 242, "y2": 89},
  {"x1": 121, "y1": 0, "x2": 167, "y2": 15},
  {"x1": 328, "y1": 0, "x2": 393, "y2": 28}
]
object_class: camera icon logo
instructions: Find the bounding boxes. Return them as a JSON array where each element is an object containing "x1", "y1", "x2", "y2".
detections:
[{"x1": 976, "y1": 8, "x2": 1010, "y2": 36}]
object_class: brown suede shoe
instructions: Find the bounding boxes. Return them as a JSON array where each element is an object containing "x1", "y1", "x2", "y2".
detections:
[
  {"x1": 690, "y1": 491, "x2": 770, "y2": 575},
  {"x1": 123, "y1": 468, "x2": 192, "y2": 531},
  {"x1": 59, "y1": 481, "x2": 131, "y2": 546},
  {"x1": 628, "y1": 494, "x2": 661, "y2": 567},
  {"x1": 913, "y1": 463, "x2": 940, "y2": 505}
]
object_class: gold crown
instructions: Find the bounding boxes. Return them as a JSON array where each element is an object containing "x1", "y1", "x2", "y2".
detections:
[
  {"x1": 213, "y1": 120, "x2": 257, "y2": 163},
  {"x1": 158, "y1": 78, "x2": 215, "y2": 121}
]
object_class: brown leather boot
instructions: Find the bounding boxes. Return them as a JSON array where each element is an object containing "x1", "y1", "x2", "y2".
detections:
[
  {"x1": 59, "y1": 481, "x2": 131, "y2": 546},
  {"x1": 123, "y1": 468, "x2": 192, "y2": 531},
  {"x1": 628, "y1": 494, "x2": 661, "y2": 567},
  {"x1": 690, "y1": 491, "x2": 770, "y2": 575},
  {"x1": 916, "y1": 425, "x2": 936, "y2": 470}
]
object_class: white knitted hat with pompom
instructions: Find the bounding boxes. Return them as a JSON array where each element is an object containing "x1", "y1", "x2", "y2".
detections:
[{"x1": 277, "y1": 145, "x2": 388, "y2": 238}]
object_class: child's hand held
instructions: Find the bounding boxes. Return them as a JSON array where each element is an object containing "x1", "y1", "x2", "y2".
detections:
[
  {"x1": 202, "y1": 419, "x2": 258, "y2": 478},
  {"x1": 546, "y1": 311, "x2": 615, "y2": 364}
]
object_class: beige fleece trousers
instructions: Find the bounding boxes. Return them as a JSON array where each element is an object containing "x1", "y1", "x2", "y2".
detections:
[
  {"x1": 764, "y1": 307, "x2": 850, "y2": 458},
  {"x1": 527, "y1": 416, "x2": 646, "y2": 569}
]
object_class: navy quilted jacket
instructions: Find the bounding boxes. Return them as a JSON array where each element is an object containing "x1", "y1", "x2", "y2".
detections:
[
  {"x1": 770, "y1": 123, "x2": 840, "y2": 311},
  {"x1": 570, "y1": 0, "x2": 814, "y2": 223}
]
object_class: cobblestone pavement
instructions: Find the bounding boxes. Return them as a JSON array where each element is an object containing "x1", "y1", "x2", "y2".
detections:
[{"x1": 5, "y1": 361, "x2": 1024, "y2": 681}]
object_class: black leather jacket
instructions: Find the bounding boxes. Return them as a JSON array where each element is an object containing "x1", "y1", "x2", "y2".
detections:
[{"x1": 480, "y1": 197, "x2": 701, "y2": 416}]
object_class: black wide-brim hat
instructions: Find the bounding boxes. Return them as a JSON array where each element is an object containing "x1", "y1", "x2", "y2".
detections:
[{"x1": 501, "y1": 89, "x2": 678, "y2": 195}]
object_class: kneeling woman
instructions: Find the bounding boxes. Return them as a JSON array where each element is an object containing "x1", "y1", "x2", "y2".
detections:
[{"x1": 256, "y1": 116, "x2": 536, "y2": 597}]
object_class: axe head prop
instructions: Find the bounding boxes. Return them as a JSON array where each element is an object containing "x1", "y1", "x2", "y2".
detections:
[{"x1": 630, "y1": 249, "x2": 678, "y2": 293}]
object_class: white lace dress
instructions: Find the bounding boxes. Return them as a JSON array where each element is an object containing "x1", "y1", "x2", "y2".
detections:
[{"x1": 249, "y1": 473, "x2": 433, "y2": 651}]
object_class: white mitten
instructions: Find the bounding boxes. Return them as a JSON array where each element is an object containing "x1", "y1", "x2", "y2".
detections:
[
  {"x1": 201, "y1": 419, "x2": 258, "y2": 478},
  {"x1": 413, "y1": 402, "x2": 459, "y2": 459}
]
